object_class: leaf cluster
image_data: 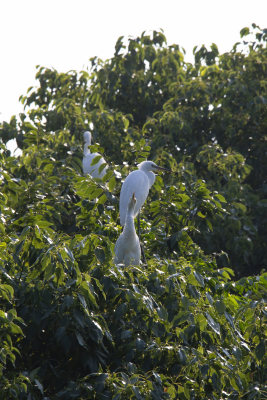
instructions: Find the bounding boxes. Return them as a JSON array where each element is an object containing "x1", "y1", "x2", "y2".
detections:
[{"x1": 0, "y1": 25, "x2": 266, "y2": 399}]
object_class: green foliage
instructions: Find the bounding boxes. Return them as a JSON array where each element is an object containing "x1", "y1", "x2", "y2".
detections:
[
  {"x1": 0, "y1": 281, "x2": 29, "y2": 397},
  {"x1": 0, "y1": 25, "x2": 266, "y2": 399}
]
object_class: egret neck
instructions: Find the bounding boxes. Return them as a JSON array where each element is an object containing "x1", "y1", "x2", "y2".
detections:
[
  {"x1": 83, "y1": 131, "x2": 91, "y2": 156},
  {"x1": 123, "y1": 197, "x2": 137, "y2": 239}
]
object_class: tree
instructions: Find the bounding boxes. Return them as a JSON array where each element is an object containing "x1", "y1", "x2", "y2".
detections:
[{"x1": 0, "y1": 25, "x2": 266, "y2": 399}]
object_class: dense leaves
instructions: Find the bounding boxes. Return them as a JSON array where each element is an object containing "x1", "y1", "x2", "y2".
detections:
[{"x1": 0, "y1": 25, "x2": 266, "y2": 399}]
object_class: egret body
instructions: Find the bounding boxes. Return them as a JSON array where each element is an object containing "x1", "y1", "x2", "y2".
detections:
[
  {"x1": 119, "y1": 161, "x2": 166, "y2": 226},
  {"x1": 114, "y1": 193, "x2": 141, "y2": 266},
  {"x1": 82, "y1": 131, "x2": 107, "y2": 179}
]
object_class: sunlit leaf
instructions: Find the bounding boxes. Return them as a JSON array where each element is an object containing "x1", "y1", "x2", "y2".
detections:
[{"x1": 205, "y1": 312, "x2": 220, "y2": 335}]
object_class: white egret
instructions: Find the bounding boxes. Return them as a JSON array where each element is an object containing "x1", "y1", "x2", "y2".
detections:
[
  {"x1": 114, "y1": 193, "x2": 141, "y2": 267},
  {"x1": 119, "y1": 161, "x2": 168, "y2": 226},
  {"x1": 82, "y1": 131, "x2": 107, "y2": 179}
]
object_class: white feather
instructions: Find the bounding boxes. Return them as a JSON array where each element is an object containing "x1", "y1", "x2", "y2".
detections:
[
  {"x1": 119, "y1": 161, "x2": 159, "y2": 226},
  {"x1": 82, "y1": 131, "x2": 107, "y2": 179},
  {"x1": 114, "y1": 194, "x2": 141, "y2": 266}
]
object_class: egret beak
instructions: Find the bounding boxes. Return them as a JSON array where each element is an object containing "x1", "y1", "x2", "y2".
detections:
[{"x1": 155, "y1": 166, "x2": 171, "y2": 173}]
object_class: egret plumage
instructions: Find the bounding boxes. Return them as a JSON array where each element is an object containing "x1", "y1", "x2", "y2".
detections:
[
  {"x1": 119, "y1": 161, "x2": 167, "y2": 226},
  {"x1": 114, "y1": 193, "x2": 141, "y2": 266},
  {"x1": 82, "y1": 131, "x2": 107, "y2": 179}
]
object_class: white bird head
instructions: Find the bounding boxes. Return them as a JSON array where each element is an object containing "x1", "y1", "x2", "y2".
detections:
[
  {"x1": 83, "y1": 131, "x2": 92, "y2": 144},
  {"x1": 138, "y1": 160, "x2": 169, "y2": 173}
]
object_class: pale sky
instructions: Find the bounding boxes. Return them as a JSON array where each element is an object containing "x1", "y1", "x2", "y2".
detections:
[{"x1": 1, "y1": 0, "x2": 266, "y2": 122}]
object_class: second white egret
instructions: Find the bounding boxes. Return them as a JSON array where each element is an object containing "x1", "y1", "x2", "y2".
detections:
[
  {"x1": 114, "y1": 193, "x2": 141, "y2": 266},
  {"x1": 119, "y1": 161, "x2": 168, "y2": 226},
  {"x1": 82, "y1": 131, "x2": 107, "y2": 179}
]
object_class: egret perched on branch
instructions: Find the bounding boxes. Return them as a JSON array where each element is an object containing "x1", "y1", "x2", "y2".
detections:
[
  {"x1": 82, "y1": 131, "x2": 107, "y2": 179},
  {"x1": 114, "y1": 193, "x2": 141, "y2": 266},
  {"x1": 119, "y1": 161, "x2": 168, "y2": 226}
]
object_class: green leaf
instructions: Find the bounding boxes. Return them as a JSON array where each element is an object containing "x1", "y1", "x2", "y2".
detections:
[
  {"x1": 206, "y1": 292, "x2": 214, "y2": 305},
  {"x1": 95, "y1": 247, "x2": 106, "y2": 263},
  {"x1": 75, "y1": 331, "x2": 87, "y2": 348},
  {"x1": 240, "y1": 27, "x2": 250, "y2": 37},
  {"x1": 178, "y1": 348, "x2": 187, "y2": 364},
  {"x1": 79, "y1": 280, "x2": 98, "y2": 308},
  {"x1": 114, "y1": 303, "x2": 127, "y2": 320},
  {"x1": 255, "y1": 340, "x2": 265, "y2": 361},
  {"x1": 98, "y1": 194, "x2": 107, "y2": 204},
  {"x1": 205, "y1": 312, "x2": 220, "y2": 335},
  {"x1": 91, "y1": 155, "x2": 103, "y2": 166},
  {"x1": 197, "y1": 211, "x2": 206, "y2": 218},
  {"x1": 214, "y1": 300, "x2": 226, "y2": 314},
  {"x1": 0, "y1": 284, "x2": 14, "y2": 302},
  {"x1": 224, "y1": 311, "x2": 235, "y2": 330},
  {"x1": 206, "y1": 218, "x2": 213, "y2": 231},
  {"x1": 93, "y1": 277, "x2": 106, "y2": 300},
  {"x1": 77, "y1": 294, "x2": 88, "y2": 311},
  {"x1": 108, "y1": 176, "x2": 116, "y2": 191},
  {"x1": 156, "y1": 306, "x2": 168, "y2": 321},
  {"x1": 193, "y1": 271, "x2": 205, "y2": 287},
  {"x1": 195, "y1": 313, "x2": 207, "y2": 331},
  {"x1": 233, "y1": 346, "x2": 242, "y2": 361},
  {"x1": 89, "y1": 319, "x2": 104, "y2": 342},
  {"x1": 90, "y1": 187, "x2": 103, "y2": 199},
  {"x1": 35, "y1": 379, "x2": 44, "y2": 395},
  {"x1": 9, "y1": 322, "x2": 24, "y2": 336},
  {"x1": 64, "y1": 246, "x2": 75, "y2": 262},
  {"x1": 215, "y1": 193, "x2": 226, "y2": 203}
]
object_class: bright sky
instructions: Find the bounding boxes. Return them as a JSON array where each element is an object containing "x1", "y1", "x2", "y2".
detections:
[{"x1": 1, "y1": 0, "x2": 266, "y2": 122}]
